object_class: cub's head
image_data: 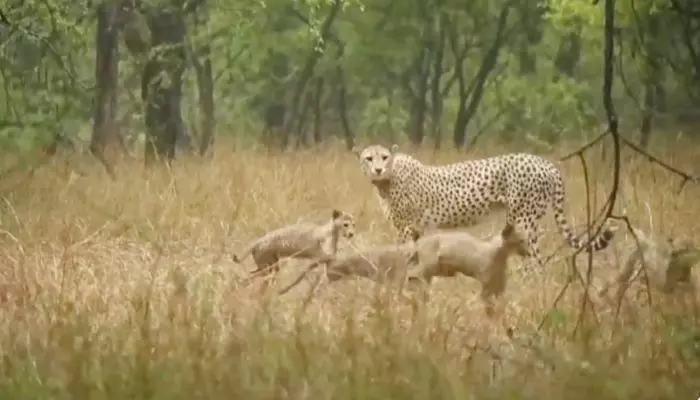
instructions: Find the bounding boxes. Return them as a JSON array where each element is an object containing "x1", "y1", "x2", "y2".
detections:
[
  {"x1": 500, "y1": 223, "x2": 529, "y2": 258},
  {"x1": 352, "y1": 144, "x2": 399, "y2": 182},
  {"x1": 331, "y1": 209, "x2": 356, "y2": 239}
]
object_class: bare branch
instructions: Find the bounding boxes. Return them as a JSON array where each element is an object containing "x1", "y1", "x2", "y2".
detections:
[
  {"x1": 617, "y1": 134, "x2": 699, "y2": 191},
  {"x1": 539, "y1": 0, "x2": 623, "y2": 336},
  {"x1": 0, "y1": 8, "x2": 11, "y2": 25}
]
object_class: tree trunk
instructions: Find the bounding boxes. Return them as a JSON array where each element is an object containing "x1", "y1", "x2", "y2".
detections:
[
  {"x1": 430, "y1": 13, "x2": 446, "y2": 149},
  {"x1": 90, "y1": 1, "x2": 123, "y2": 178},
  {"x1": 141, "y1": 2, "x2": 187, "y2": 165},
  {"x1": 554, "y1": 29, "x2": 582, "y2": 77},
  {"x1": 639, "y1": 13, "x2": 662, "y2": 149},
  {"x1": 191, "y1": 4, "x2": 215, "y2": 156},
  {"x1": 407, "y1": 51, "x2": 429, "y2": 146},
  {"x1": 313, "y1": 77, "x2": 324, "y2": 144},
  {"x1": 295, "y1": 91, "x2": 312, "y2": 147},
  {"x1": 283, "y1": 0, "x2": 343, "y2": 144},
  {"x1": 335, "y1": 66, "x2": 355, "y2": 150},
  {"x1": 452, "y1": 3, "x2": 512, "y2": 148},
  {"x1": 517, "y1": 0, "x2": 543, "y2": 75}
]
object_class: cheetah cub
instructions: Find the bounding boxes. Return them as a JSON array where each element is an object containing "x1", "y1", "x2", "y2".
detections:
[
  {"x1": 598, "y1": 227, "x2": 700, "y2": 302},
  {"x1": 233, "y1": 209, "x2": 356, "y2": 280},
  {"x1": 406, "y1": 223, "x2": 529, "y2": 316},
  {"x1": 278, "y1": 241, "x2": 417, "y2": 295}
]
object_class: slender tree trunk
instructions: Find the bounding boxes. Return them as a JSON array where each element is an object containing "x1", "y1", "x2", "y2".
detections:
[
  {"x1": 90, "y1": 1, "x2": 123, "y2": 178},
  {"x1": 142, "y1": 2, "x2": 187, "y2": 164},
  {"x1": 336, "y1": 67, "x2": 354, "y2": 150},
  {"x1": 517, "y1": 0, "x2": 542, "y2": 75},
  {"x1": 283, "y1": 0, "x2": 343, "y2": 144},
  {"x1": 639, "y1": 14, "x2": 662, "y2": 149},
  {"x1": 192, "y1": 5, "x2": 215, "y2": 156},
  {"x1": 313, "y1": 77, "x2": 324, "y2": 144},
  {"x1": 430, "y1": 13, "x2": 446, "y2": 149},
  {"x1": 452, "y1": 3, "x2": 512, "y2": 148},
  {"x1": 554, "y1": 28, "x2": 582, "y2": 77}
]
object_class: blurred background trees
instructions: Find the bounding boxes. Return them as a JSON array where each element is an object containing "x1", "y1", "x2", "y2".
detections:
[{"x1": 1, "y1": 0, "x2": 699, "y2": 163}]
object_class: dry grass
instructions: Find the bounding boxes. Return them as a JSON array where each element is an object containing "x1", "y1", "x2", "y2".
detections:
[{"x1": 0, "y1": 136, "x2": 699, "y2": 399}]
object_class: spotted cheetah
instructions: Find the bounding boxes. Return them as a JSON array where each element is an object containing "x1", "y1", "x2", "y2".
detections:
[{"x1": 352, "y1": 144, "x2": 618, "y2": 267}]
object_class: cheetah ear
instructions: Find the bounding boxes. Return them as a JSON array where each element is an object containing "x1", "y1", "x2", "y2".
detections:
[
  {"x1": 331, "y1": 209, "x2": 341, "y2": 219},
  {"x1": 351, "y1": 145, "x2": 362, "y2": 158},
  {"x1": 390, "y1": 144, "x2": 399, "y2": 154}
]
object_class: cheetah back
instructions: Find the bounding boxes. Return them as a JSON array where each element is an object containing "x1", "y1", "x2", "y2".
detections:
[{"x1": 381, "y1": 153, "x2": 560, "y2": 231}]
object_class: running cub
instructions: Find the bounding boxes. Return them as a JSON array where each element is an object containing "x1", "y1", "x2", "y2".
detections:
[
  {"x1": 407, "y1": 223, "x2": 528, "y2": 315},
  {"x1": 278, "y1": 241, "x2": 416, "y2": 295},
  {"x1": 233, "y1": 209, "x2": 356, "y2": 279}
]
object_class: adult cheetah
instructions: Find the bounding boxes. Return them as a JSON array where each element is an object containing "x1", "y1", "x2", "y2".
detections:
[{"x1": 352, "y1": 144, "x2": 618, "y2": 267}]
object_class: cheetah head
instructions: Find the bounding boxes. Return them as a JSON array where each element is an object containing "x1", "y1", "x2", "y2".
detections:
[
  {"x1": 352, "y1": 144, "x2": 399, "y2": 183},
  {"x1": 501, "y1": 223, "x2": 530, "y2": 258},
  {"x1": 331, "y1": 209, "x2": 356, "y2": 239}
]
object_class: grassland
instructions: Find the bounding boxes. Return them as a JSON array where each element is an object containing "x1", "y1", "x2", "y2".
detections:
[{"x1": 0, "y1": 136, "x2": 698, "y2": 399}]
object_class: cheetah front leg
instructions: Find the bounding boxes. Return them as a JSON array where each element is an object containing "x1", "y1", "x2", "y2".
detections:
[{"x1": 399, "y1": 226, "x2": 418, "y2": 243}]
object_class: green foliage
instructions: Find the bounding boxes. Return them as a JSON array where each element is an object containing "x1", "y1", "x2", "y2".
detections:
[
  {"x1": 493, "y1": 74, "x2": 599, "y2": 141},
  {"x1": 0, "y1": 0, "x2": 93, "y2": 152},
  {"x1": 1, "y1": 0, "x2": 699, "y2": 151}
]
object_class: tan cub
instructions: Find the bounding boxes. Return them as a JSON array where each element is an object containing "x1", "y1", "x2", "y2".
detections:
[
  {"x1": 407, "y1": 223, "x2": 529, "y2": 316},
  {"x1": 233, "y1": 209, "x2": 356, "y2": 280},
  {"x1": 598, "y1": 227, "x2": 700, "y2": 302},
  {"x1": 278, "y1": 242, "x2": 417, "y2": 295}
]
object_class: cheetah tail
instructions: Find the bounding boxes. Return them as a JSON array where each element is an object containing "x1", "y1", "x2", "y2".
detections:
[
  {"x1": 551, "y1": 189, "x2": 618, "y2": 252},
  {"x1": 278, "y1": 257, "x2": 329, "y2": 296},
  {"x1": 553, "y1": 209, "x2": 619, "y2": 252}
]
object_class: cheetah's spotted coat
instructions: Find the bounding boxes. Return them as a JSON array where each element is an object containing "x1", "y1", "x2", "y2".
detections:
[{"x1": 353, "y1": 144, "x2": 617, "y2": 267}]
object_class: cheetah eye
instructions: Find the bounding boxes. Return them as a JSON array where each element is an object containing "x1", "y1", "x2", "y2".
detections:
[
  {"x1": 381, "y1": 155, "x2": 389, "y2": 161},
  {"x1": 365, "y1": 156, "x2": 373, "y2": 162},
  {"x1": 343, "y1": 222, "x2": 349, "y2": 227}
]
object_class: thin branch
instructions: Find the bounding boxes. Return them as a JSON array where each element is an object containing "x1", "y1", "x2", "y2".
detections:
[
  {"x1": 617, "y1": 133, "x2": 699, "y2": 191},
  {"x1": 539, "y1": 0, "x2": 623, "y2": 335},
  {"x1": 0, "y1": 8, "x2": 10, "y2": 25},
  {"x1": 559, "y1": 129, "x2": 608, "y2": 161},
  {"x1": 571, "y1": 152, "x2": 600, "y2": 338}
]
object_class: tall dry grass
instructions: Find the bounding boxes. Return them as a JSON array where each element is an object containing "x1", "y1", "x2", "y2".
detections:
[{"x1": 0, "y1": 136, "x2": 698, "y2": 399}]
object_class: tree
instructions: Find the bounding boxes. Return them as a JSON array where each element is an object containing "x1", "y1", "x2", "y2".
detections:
[
  {"x1": 91, "y1": 0, "x2": 126, "y2": 177},
  {"x1": 450, "y1": 1, "x2": 514, "y2": 148},
  {"x1": 140, "y1": 0, "x2": 189, "y2": 164},
  {"x1": 188, "y1": 2, "x2": 215, "y2": 156}
]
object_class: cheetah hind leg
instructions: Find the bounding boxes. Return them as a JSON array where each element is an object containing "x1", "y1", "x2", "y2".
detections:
[
  {"x1": 399, "y1": 225, "x2": 419, "y2": 243},
  {"x1": 511, "y1": 217, "x2": 547, "y2": 273},
  {"x1": 527, "y1": 223, "x2": 547, "y2": 270}
]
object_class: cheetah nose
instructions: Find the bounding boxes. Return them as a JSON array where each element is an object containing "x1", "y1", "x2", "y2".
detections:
[{"x1": 373, "y1": 168, "x2": 383, "y2": 175}]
